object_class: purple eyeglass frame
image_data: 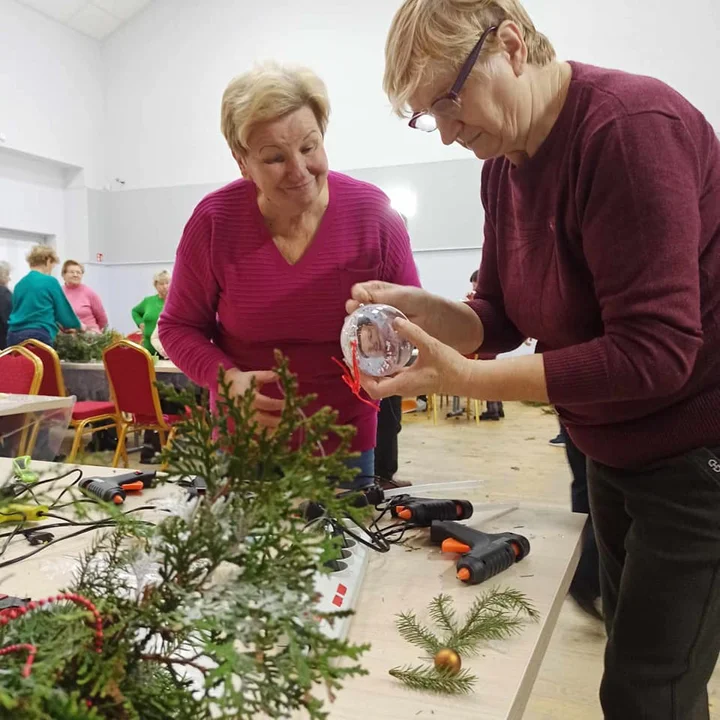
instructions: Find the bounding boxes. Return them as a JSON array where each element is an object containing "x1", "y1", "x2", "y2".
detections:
[{"x1": 409, "y1": 25, "x2": 498, "y2": 130}]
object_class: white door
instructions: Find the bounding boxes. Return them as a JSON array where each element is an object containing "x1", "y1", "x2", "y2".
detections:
[{"x1": 0, "y1": 229, "x2": 50, "y2": 290}]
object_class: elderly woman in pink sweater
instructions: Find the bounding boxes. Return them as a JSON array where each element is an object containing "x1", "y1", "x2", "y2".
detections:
[
  {"x1": 159, "y1": 63, "x2": 420, "y2": 487},
  {"x1": 62, "y1": 260, "x2": 108, "y2": 333}
]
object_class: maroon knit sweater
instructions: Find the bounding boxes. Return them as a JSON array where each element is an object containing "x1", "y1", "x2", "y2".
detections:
[{"x1": 471, "y1": 61, "x2": 720, "y2": 468}]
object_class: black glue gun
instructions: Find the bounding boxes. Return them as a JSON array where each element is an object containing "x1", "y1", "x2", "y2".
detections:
[{"x1": 430, "y1": 520, "x2": 530, "y2": 585}]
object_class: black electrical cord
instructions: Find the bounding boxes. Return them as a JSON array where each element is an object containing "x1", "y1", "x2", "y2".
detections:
[
  {"x1": 0, "y1": 521, "x2": 25, "y2": 559},
  {"x1": 0, "y1": 522, "x2": 122, "y2": 569},
  {"x1": 46, "y1": 469, "x2": 86, "y2": 510},
  {"x1": 0, "y1": 509, "x2": 158, "y2": 569}
]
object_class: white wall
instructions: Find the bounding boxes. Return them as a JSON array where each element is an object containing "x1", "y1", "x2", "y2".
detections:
[
  {"x1": 0, "y1": 0, "x2": 106, "y2": 188},
  {"x1": 102, "y1": 0, "x2": 720, "y2": 193},
  {"x1": 102, "y1": 0, "x2": 469, "y2": 190}
]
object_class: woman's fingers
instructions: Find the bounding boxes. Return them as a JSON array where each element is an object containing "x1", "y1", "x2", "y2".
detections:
[
  {"x1": 362, "y1": 374, "x2": 416, "y2": 400},
  {"x1": 250, "y1": 370, "x2": 279, "y2": 386},
  {"x1": 254, "y1": 392, "x2": 285, "y2": 413},
  {"x1": 347, "y1": 280, "x2": 401, "y2": 309},
  {"x1": 392, "y1": 318, "x2": 435, "y2": 350},
  {"x1": 360, "y1": 367, "x2": 418, "y2": 400},
  {"x1": 254, "y1": 411, "x2": 283, "y2": 429}
]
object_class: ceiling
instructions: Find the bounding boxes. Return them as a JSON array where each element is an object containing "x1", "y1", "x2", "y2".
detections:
[{"x1": 15, "y1": 0, "x2": 153, "y2": 40}]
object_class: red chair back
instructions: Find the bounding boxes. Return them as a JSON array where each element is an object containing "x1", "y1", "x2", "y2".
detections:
[
  {"x1": 103, "y1": 340, "x2": 163, "y2": 424},
  {"x1": 20, "y1": 340, "x2": 66, "y2": 397},
  {"x1": 126, "y1": 331, "x2": 143, "y2": 344},
  {"x1": 0, "y1": 347, "x2": 43, "y2": 394}
]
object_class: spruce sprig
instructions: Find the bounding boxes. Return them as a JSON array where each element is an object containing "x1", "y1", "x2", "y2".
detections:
[
  {"x1": 427, "y1": 593, "x2": 458, "y2": 636},
  {"x1": 389, "y1": 665, "x2": 476, "y2": 695},
  {"x1": 446, "y1": 587, "x2": 540, "y2": 657},
  {"x1": 390, "y1": 589, "x2": 538, "y2": 695},
  {"x1": 396, "y1": 612, "x2": 443, "y2": 656}
]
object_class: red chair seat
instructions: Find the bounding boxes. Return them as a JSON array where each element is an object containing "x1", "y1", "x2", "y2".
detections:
[{"x1": 72, "y1": 401, "x2": 116, "y2": 421}]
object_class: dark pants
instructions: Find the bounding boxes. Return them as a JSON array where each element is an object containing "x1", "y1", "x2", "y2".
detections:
[
  {"x1": 588, "y1": 446, "x2": 720, "y2": 719},
  {"x1": 375, "y1": 396, "x2": 402, "y2": 481},
  {"x1": 6, "y1": 328, "x2": 52, "y2": 346},
  {"x1": 562, "y1": 424, "x2": 601, "y2": 601}
]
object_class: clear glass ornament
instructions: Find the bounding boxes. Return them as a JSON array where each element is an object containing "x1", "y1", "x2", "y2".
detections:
[{"x1": 340, "y1": 304, "x2": 414, "y2": 377}]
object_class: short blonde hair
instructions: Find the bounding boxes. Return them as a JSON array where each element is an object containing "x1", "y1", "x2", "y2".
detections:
[
  {"x1": 153, "y1": 270, "x2": 170, "y2": 286},
  {"x1": 221, "y1": 62, "x2": 331, "y2": 159},
  {"x1": 26, "y1": 244, "x2": 59, "y2": 268},
  {"x1": 62, "y1": 259, "x2": 84, "y2": 275},
  {"x1": 0, "y1": 261, "x2": 10, "y2": 285},
  {"x1": 384, "y1": 0, "x2": 556, "y2": 116}
]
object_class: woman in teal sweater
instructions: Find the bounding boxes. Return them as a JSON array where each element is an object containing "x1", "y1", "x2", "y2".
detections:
[
  {"x1": 7, "y1": 245, "x2": 81, "y2": 346},
  {"x1": 131, "y1": 270, "x2": 170, "y2": 355}
]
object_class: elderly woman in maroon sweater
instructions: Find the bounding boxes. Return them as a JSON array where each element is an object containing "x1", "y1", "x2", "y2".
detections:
[{"x1": 349, "y1": 1, "x2": 720, "y2": 718}]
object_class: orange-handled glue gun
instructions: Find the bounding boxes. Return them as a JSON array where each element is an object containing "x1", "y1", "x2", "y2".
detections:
[
  {"x1": 79, "y1": 470, "x2": 156, "y2": 505},
  {"x1": 430, "y1": 520, "x2": 530, "y2": 585},
  {"x1": 390, "y1": 497, "x2": 473, "y2": 526}
]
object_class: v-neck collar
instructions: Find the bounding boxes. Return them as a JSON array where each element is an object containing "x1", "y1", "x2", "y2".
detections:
[{"x1": 249, "y1": 174, "x2": 337, "y2": 269}]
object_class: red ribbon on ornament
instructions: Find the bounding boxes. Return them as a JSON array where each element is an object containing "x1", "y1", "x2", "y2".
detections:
[{"x1": 332, "y1": 340, "x2": 379, "y2": 412}]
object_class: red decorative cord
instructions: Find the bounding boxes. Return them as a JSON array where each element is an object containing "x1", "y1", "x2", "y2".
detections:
[
  {"x1": 0, "y1": 592, "x2": 104, "y2": 677},
  {"x1": 332, "y1": 340, "x2": 379, "y2": 412},
  {"x1": 0, "y1": 643, "x2": 36, "y2": 678}
]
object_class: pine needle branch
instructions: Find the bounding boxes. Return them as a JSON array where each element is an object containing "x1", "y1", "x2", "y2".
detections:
[
  {"x1": 388, "y1": 665, "x2": 476, "y2": 695},
  {"x1": 447, "y1": 587, "x2": 539, "y2": 656},
  {"x1": 395, "y1": 612, "x2": 442, "y2": 656},
  {"x1": 428, "y1": 593, "x2": 458, "y2": 639}
]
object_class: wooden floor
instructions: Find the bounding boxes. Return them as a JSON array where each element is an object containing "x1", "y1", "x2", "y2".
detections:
[
  {"x1": 65, "y1": 401, "x2": 720, "y2": 717},
  {"x1": 397, "y1": 401, "x2": 720, "y2": 719}
]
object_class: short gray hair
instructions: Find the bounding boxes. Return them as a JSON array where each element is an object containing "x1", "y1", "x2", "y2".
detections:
[{"x1": 0, "y1": 261, "x2": 11, "y2": 285}]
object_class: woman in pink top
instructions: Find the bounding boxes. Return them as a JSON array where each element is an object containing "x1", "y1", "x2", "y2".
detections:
[
  {"x1": 159, "y1": 63, "x2": 420, "y2": 487},
  {"x1": 62, "y1": 260, "x2": 108, "y2": 333}
]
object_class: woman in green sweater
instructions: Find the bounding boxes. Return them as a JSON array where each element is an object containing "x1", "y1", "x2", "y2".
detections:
[
  {"x1": 131, "y1": 270, "x2": 170, "y2": 355},
  {"x1": 7, "y1": 245, "x2": 81, "y2": 346}
]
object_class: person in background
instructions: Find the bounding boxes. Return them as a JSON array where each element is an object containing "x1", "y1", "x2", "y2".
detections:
[
  {"x1": 0, "y1": 261, "x2": 12, "y2": 349},
  {"x1": 366, "y1": 1, "x2": 720, "y2": 716},
  {"x1": 132, "y1": 271, "x2": 170, "y2": 355},
  {"x1": 468, "y1": 269, "x2": 504, "y2": 420},
  {"x1": 150, "y1": 324, "x2": 168, "y2": 359},
  {"x1": 61, "y1": 260, "x2": 108, "y2": 333},
  {"x1": 559, "y1": 420, "x2": 601, "y2": 620},
  {"x1": 159, "y1": 63, "x2": 420, "y2": 488},
  {"x1": 465, "y1": 269, "x2": 479, "y2": 300},
  {"x1": 6, "y1": 245, "x2": 80, "y2": 346}
]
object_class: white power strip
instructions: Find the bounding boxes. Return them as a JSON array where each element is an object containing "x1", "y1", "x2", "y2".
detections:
[{"x1": 312, "y1": 525, "x2": 371, "y2": 642}]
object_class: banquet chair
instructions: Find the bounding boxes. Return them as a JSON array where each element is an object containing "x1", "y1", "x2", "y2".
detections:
[
  {"x1": 0, "y1": 346, "x2": 44, "y2": 456},
  {"x1": 20, "y1": 340, "x2": 120, "y2": 463},
  {"x1": 103, "y1": 340, "x2": 183, "y2": 468}
]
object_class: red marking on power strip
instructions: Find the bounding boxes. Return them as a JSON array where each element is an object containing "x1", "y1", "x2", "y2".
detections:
[
  {"x1": 336, "y1": 584, "x2": 347, "y2": 597},
  {"x1": 332, "y1": 595, "x2": 344, "y2": 607}
]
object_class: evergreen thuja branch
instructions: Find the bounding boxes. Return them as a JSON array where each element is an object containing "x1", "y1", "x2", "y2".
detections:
[
  {"x1": 395, "y1": 612, "x2": 443, "y2": 656},
  {"x1": 428, "y1": 593, "x2": 458, "y2": 639},
  {"x1": 2, "y1": 351, "x2": 368, "y2": 719},
  {"x1": 388, "y1": 665, "x2": 476, "y2": 695}
]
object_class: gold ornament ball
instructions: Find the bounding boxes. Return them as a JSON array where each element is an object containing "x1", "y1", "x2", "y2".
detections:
[{"x1": 434, "y1": 648, "x2": 462, "y2": 675}]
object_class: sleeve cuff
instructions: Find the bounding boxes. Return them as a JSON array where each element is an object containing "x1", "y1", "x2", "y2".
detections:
[
  {"x1": 543, "y1": 339, "x2": 610, "y2": 405},
  {"x1": 467, "y1": 299, "x2": 524, "y2": 355}
]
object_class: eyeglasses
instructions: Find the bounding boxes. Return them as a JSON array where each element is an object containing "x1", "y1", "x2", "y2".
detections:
[{"x1": 409, "y1": 26, "x2": 498, "y2": 132}]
